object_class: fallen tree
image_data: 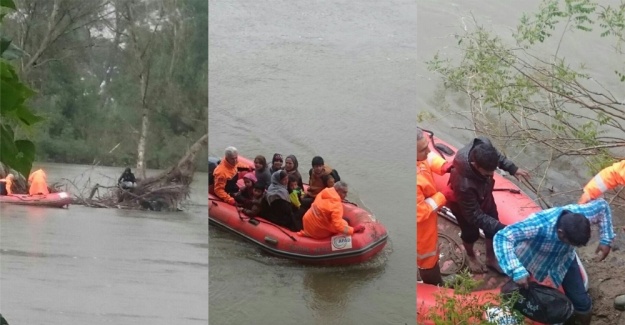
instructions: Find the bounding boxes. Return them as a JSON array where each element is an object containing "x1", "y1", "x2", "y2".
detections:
[{"x1": 68, "y1": 133, "x2": 207, "y2": 210}]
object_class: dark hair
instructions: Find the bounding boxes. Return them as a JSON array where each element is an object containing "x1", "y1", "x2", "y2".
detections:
[
  {"x1": 279, "y1": 170, "x2": 288, "y2": 179},
  {"x1": 469, "y1": 143, "x2": 499, "y2": 171},
  {"x1": 254, "y1": 155, "x2": 267, "y2": 169},
  {"x1": 253, "y1": 182, "x2": 265, "y2": 190},
  {"x1": 558, "y1": 210, "x2": 591, "y2": 246},
  {"x1": 288, "y1": 174, "x2": 299, "y2": 183},
  {"x1": 272, "y1": 153, "x2": 283, "y2": 163},
  {"x1": 312, "y1": 156, "x2": 324, "y2": 167}
]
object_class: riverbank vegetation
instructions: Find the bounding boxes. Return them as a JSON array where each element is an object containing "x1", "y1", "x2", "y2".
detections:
[
  {"x1": 2, "y1": 0, "x2": 208, "y2": 177},
  {"x1": 427, "y1": 0, "x2": 624, "y2": 208}
]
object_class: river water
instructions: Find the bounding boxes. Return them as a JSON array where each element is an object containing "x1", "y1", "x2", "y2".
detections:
[
  {"x1": 209, "y1": 0, "x2": 417, "y2": 324},
  {"x1": 0, "y1": 162, "x2": 208, "y2": 325}
]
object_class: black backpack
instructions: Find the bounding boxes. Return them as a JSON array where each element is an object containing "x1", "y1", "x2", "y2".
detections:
[{"x1": 501, "y1": 280, "x2": 574, "y2": 323}]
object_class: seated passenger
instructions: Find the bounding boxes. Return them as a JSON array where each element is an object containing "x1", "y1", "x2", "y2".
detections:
[
  {"x1": 299, "y1": 181, "x2": 365, "y2": 239},
  {"x1": 259, "y1": 170, "x2": 302, "y2": 232},
  {"x1": 269, "y1": 153, "x2": 284, "y2": 174},
  {"x1": 300, "y1": 156, "x2": 340, "y2": 211},
  {"x1": 213, "y1": 146, "x2": 250, "y2": 205},
  {"x1": 234, "y1": 172, "x2": 257, "y2": 209},
  {"x1": 238, "y1": 182, "x2": 266, "y2": 217},
  {"x1": 28, "y1": 169, "x2": 49, "y2": 195},
  {"x1": 288, "y1": 174, "x2": 304, "y2": 211},
  {"x1": 284, "y1": 154, "x2": 304, "y2": 190},
  {"x1": 118, "y1": 167, "x2": 137, "y2": 190},
  {"x1": 254, "y1": 155, "x2": 272, "y2": 189},
  {"x1": 0, "y1": 174, "x2": 15, "y2": 195}
]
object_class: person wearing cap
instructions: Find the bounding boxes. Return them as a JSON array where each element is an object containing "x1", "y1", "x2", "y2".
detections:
[
  {"x1": 269, "y1": 153, "x2": 284, "y2": 174},
  {"x1": 234, "y1": 172, "x2": 258, "y2": 209}
]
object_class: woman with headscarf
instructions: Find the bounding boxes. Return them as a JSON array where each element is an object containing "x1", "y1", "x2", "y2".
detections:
[
  {"x1": 259, "y1": 170, "x2": 302, "y2": 231},
  {"x1": 269, "y1": 153, "x2": 283, "y2": 174},
  {"x1": 284, "y1": 154, "x2": 304, "y2": 189},
  {"x1": 253, "y1": 155, "x2": 272, "y2": 189}
]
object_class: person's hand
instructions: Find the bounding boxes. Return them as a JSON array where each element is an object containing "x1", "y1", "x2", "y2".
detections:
[
  {"x1": 578, "y1": 192, "x2": 592, "y2": 204},
  {"x1": 513, "y1": 168, "x2": 530, "y2": 180},
  {"x1": 442, "y1": 162, "x2": 453, "y2": 174},
  {"x1": 353, "y1": 225, "x2": 365, "y2": 233},
  {"x1": 515, "y1": 276, "x2": 529, "y2": 289},
  {"x1": 595, "y1": 244, "x2": 611, "y2": 262}
]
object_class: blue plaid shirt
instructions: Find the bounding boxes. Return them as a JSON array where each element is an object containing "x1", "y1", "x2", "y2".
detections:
[{"x1": 494, "y1": 199, "x2": 615, "y2": 287}]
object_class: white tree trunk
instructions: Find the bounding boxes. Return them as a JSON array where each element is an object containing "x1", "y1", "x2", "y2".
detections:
[{"x1": 136, "y1": 106, "x2": 149, "y2": 179}]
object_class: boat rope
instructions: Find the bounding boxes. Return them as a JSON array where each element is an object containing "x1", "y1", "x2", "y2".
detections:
[
  {"x1": 438, "y1": 232, "x2": 466, "y2": 276},
  {"x1": 209, "y1": 197, "x2": 297, "y2": 241}
]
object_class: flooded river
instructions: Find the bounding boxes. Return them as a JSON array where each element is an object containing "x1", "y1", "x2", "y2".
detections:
[
  {"x1": 209, "y1": 0, "x2": 417, "y2": 323},
  {"x1": 0, "y1": 163, "x2": 208, "y2": 325}
]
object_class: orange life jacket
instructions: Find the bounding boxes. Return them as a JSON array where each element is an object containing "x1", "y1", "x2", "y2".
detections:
[
  {"x1": 580, "y1": 160, "x2": 625, "y2": 203},
  {"x1": 28, "y1": 169, "x2": 49, "y2": 195},
  {"x1": 417, "y1": 152, "x2": 448, "y2": 269},
  {"x1": 306, "y1": 165, "x2": 335, "y2": 198},
  {"x1": 300, "y1": 187, "x2": 352, "y2": 239}
]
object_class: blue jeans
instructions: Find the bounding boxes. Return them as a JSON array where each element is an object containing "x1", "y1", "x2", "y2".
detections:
[{"x1": 562, "y1": 259, "x2": 592, "y2": 313}]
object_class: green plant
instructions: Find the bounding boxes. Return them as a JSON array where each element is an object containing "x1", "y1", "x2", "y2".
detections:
[
  {"x1": 0, "y1": 0, "x2": 43, "y2": 177},
  {"x1": 419, "y1": 270, "x2": 526, "y2": 325}
]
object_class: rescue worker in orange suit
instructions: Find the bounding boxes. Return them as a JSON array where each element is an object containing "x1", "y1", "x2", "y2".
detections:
[
  {"x1": 579, "y1": 160, "x2": 625, "y2": 204},
  {"x1": 28, "y1": 169, "x2": 49, "y2": 195},
  {"x1": 0, "y1": 174, "x2": 15, "y2": 195},
  {"x1": 417, "y1": 128, "x2": 453, "y2": 285},
  {"x1": 213, "y1": 146, "x2": 251, "y2": 206},
  {"x1": 299, "y1": 181, "x2": 365, "y2": 239}
]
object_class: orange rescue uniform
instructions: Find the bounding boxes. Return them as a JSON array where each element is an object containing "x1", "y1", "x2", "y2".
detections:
[
  {"x1": 300, "y1": 187, "x2": 353, "y2": 239},
  {"x1": 1, "y1": 177, "x2": 14, "y2": 195},
  {"x1": 579, "y1": 160, "x2": 625, "y2": 204},
  {"x1": 213, "y1": 157, "x2": 248, "y2": 205},
  {"x1": 28, "y1": 169, "x2": 49, "y2": 195},
  {"x1": 417, "y1": 152, "x2": 448, "y2": 269}
]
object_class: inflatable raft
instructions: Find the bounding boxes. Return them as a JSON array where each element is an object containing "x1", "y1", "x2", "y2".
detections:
[
  {"x1": 417, "y1": 130, "x2": 588, "y2": 325},
  {"x1": 208, "y1": 156, "x2": 388, "y2": 266},
  {"x1": 0, "y1": 192, "x2": 72, "y2": 208}
]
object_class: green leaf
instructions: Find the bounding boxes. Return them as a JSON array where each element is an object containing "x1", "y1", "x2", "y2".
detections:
[
  {"x1": 0, "y1": 78, "x2": 20, "y2": 112},
  {"x1": 0, "y1": 36, "x2": 10, "y2": 55},
  {"x1": 0, "y1": 0, "x2": 16, "y2": 10},
  {"x1": 14, "y1": 104, "x2": 44, "y2": 126}
]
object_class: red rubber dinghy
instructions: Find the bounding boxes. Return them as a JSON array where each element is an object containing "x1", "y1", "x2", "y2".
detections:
[
  {"x1": 417, "y1": 130, "x2": 588, "y2": 324},
  {"x1": 209, "y1": 155, "x2": 388, "y2": 266},
  {"x1": 0, "y1": 192, "x2": 72, "y2": 208}
]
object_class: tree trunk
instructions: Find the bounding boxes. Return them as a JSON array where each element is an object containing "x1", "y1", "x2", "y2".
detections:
[{"x1": 136, "y1": 106, "x2": 149, "y2": 180}]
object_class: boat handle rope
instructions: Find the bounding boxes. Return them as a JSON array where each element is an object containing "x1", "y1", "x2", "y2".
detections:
[{"x1": 209, "y1": 197, "x2": 297, "y2": 241}]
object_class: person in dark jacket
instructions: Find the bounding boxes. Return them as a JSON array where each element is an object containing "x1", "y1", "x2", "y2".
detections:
[
  {"x1": 443, "y1": 137, "x2": 530, "y2": 274},
  {"x1": 253, "y1": 155, "x2": 272, "y2": 189},
  {"x1": 118, "y1": 168, "x2": 137, "y2": 189},
  {"x1": 238, "y1": 182, "x2": 266, "y2": 217},
  {"x1": 259, "y1": 170, "x2": 302, "y2": 231},
  {"x1": 269, "y1": 153, "x2": 284, "y2": 174}
]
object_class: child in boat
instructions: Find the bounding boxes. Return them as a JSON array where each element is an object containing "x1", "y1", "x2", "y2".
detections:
[
  {"x1": 238, "y1": 182, "x2": 265, "y2": 216},
  {"x1": 234, "y1": 172, "x2": 257, "y2": 209},
  {"x1": 288, "y1": 174, "x2": 303, "y2": 210}
]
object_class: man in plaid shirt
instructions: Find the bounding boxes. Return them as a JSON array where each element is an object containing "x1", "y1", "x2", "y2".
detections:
[{"x1": 494, "y1": 199, "x2": 615, "y2": 325}]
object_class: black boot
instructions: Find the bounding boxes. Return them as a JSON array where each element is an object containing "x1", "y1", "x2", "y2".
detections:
[
  {"x1": 419, "y1": 264, "x2": 444, "y2": 286},
  {"x1": 564, "y1": 310, "x2": 592, "y2": 325}
]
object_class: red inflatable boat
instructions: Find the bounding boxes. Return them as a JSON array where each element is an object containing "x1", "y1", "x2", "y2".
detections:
[
  {"x1": 417, "y1": 131, "x2": 588, "y2": 324},
  {"x1": 0, "y1": 191, "x2": 72, "y2": 208},
  {"x1": 209, "y1": 156, "x2": 388, "y2": 266}
]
